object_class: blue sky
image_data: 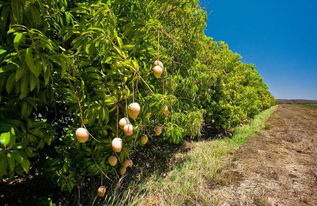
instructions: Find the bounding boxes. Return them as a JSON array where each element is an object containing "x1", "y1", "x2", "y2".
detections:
[{"x1": 201, "y1": 0, "x2": 317, "y2": 100}]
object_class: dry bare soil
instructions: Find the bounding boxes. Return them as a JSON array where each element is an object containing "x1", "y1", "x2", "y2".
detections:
[{"x1": 212, "y1": 105, "x2": 317, "y2": 206}]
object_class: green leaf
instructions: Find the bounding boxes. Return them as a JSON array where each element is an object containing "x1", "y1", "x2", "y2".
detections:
[
  {"x1": 104, "y1": 56, "x2": 112, "y2": 63},
  {"x1": 59, "y1": 57, "x2": 67, "y2": 77},
  {"x1": 132, "y1": 59, "x2": 139, "y2": 70},
  {"x1": 13, "y1": 33, "x2": 23, "y2": 51},
  {"x1": 104, "y1": 95, "x2": 117, "y2": 105},
  {"x1": 25, "y1": 48, "x2": 41, "y2": 77},
  {"x1": 7, "y1": 153, "x2": 15, "y2": 172},
  {"x1": 29, "y1": 73, "x2": 37, "y2": 91},
  {"x1": 44, "y1": 69, "x2": 50, "y2": 85},
  {"x1": 65, "y1": 12, "x2": 71, "y2": 25},
  {"x1": 85, "y1": 44, "x2": 91, "y2": 54},
  {"x1": 11, "y1": 0, "x2": 23, "y2": 23},
  {"x1": 6, "y1": 73, "x2": 15, "y2": 93},
  {"x1": 116, "y1": 36, "x2": 123, "y2": 48},
  {"x1": 29, "y1": 6, "x2": 41, "y2": 25},
  {"x1": 0, "y1": 131, "x2": 10, "y2": 147},
  {"x1": 7, "y1": 25, "x2": 27, "y2": 34},
  {"x1": 8, "y1": 128, "x2": 16, "y2": 147},
  {"x1": 0, "y1": 49, "x2": 6, "y2": 55},
  {"x1": 15, "y1": 67, "x2": 24, "y2": 81},
  {"x1": 21, "y1": 101, "x2": 30, "y2": 117},
  {"x1": 88, "y1": 27, "x2": 106, "y2": 34},
  {"x1": 113, "y1": 45, "x2": 125, "y2": 57},
  {"x1": 122, "y1": 44, "x2": 135, "y2": 50},
  {"x1": 20, "y1": 75, "x2": 29, "y2": 99},
  {"x1": 20, "y1": 157, "x2": 30, "y2": 173}
]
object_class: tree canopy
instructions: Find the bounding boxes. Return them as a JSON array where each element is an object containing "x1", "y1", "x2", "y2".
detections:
[{"x1": 0, "y1": 0, "x2": 275, "y2": 192}]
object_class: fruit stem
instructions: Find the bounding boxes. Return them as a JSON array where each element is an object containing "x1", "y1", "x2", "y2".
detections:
[
  {"x1": 163, "y1": 74, "x2": 165, "y2": 95},
  {"x1": 159, "y1": 27, "x2": 180, "y2": 47},
  {"x1": 132, "y1": 72, "x2": 136, "y2": 102},
  {"x1": 157, "y1": 28, "x2": 160, "y2": 60},
  {"x1": 77, "y1": 99, "x2": 100, "y2": 142},
  {"x1": 125, "y1": 95, "x2": 128, "y2": 117},
  {"x1": 77, "y1": 99, "x2": 85, "y2": 127},
  {"x1": 137, "y1": 73, "x2": 154, "y2": 94},
  {"x1": 116, "y1": 102, "x2": 119, "y2": 137},
  {"x1": 83, "y1": 125, "x2": 101, "y2": 143},
  {"x1": 91, "y1": 152, "x2": 114, "y2": 183},
  {"x1": 91, "y1": 196, "x2": 98, "y2": 206}
]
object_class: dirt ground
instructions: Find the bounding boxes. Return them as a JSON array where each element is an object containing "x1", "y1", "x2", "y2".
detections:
[{"x1": 212, "y1": 105, "x2": 317, "y2": 206}]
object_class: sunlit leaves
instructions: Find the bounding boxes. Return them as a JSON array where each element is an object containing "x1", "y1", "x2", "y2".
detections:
[
  {"x1": 13, "y1": 33, "x2": 23, "y2": 51},
  {"x1": 0, "y1": 131, "x2": 10, "y2": 147}
]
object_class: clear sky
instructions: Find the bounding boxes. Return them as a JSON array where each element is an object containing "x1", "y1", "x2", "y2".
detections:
[{"x1": 201, "y1": 0, "x2": 317, "y2": 100}]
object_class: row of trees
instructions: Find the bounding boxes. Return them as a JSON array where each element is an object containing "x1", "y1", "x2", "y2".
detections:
[{"x1": 0, "y1": 0, "x2": 275, "y2": 194}]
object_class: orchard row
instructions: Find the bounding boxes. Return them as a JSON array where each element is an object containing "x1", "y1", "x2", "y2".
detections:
[{"x1": 0, "y1": 0, "x2": 275, "y2": 199}]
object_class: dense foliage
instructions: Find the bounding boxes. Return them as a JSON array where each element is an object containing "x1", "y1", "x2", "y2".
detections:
[{"x1": 0, "y1": 0, "x2": 275, "y2": 194}]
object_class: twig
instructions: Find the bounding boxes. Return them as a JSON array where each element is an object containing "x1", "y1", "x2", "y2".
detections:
[
  {"x1": 116, "y1": 102, "x2": 119, "y2": 137},
  {"x1": 83, "y1": 125, "x2": 101, "y2": 143},
  {"x1": 77, "y1": 100, "x2": 85, "y2": 127},
  {"x1": 137, "y1": 73, "x2": 154, "y2": 94},
  {"x1": 91, "y1": 153, "x2": 114, "y2": 183},
  {"x1": 158, "y1": 27, "x2": 180, "y2": 47},
  {"x1": 91, "y1": 195, "x2": 98, "y2": 206}
]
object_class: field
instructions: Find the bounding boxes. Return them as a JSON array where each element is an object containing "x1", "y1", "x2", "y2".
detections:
[
  {"x1": 208, "y1": 104, "x2": 317, "y2": 205},
  {"x1": 277, "y1": 99, "x2": 317, "y2": 104},
  {"x1": 294, "y1": 104, "x2": 317, "y2": 109}
]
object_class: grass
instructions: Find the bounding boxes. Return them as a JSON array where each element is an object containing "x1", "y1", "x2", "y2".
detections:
[
  {"x1": 293, "y1": 104, "x2": 317, "y2": 109},
  {"x1": 98, "y1": 105, "x2": 278, "y2": 206}
]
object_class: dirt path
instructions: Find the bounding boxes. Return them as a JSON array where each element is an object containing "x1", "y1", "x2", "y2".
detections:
[{"x1": 212, "y1": 105, "x2": 317, "y2": 206}]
